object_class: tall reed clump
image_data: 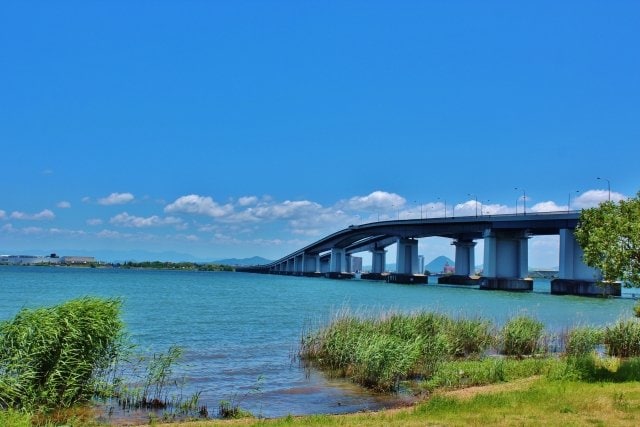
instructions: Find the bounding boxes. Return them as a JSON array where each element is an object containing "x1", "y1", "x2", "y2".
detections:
[
  {"x1": 300, "y1": 311, "x2": 494, "y2": 391},
  {"x1": 604, "y1": 319, "x2": 640, "y2": 357},
  {"x1": 0, "y1": 297, "x2": 125, "y2": 413},
  {"x1": 498, "y1": 316, "x2": 545, "y2": 358},
  {"x1": 564, "y1": 326, "x2": 603, "y2": 357}
]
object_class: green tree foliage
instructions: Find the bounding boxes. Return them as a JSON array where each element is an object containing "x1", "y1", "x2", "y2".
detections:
[{"x1": 574, "y1": 192, "x2": 640, "y2": 286}]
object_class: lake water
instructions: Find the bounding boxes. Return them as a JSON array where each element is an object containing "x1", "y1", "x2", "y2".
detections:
[{"x1": 0, "y1": 266, "x2": 636, "y2": 421}]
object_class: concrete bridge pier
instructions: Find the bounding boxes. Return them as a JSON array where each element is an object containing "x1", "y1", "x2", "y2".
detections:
[
  {"x1": 320, "y1": 254, "x2": 330, "y2": 273},
  {"x1": 362, "y1": 248, "x2": 388, "y2": 280},
  {"x1": 439, "y1": 239, "x2": 480, "y2": 285},
  {"x1": 551, "y1": 229, "x2": 618, "y2": 296},
  {"x1": 388, "y1": 238, "x2": 427, "y2": 284},
  {"x1": 327, "y1": 247, "x2": 354, "y2": 279},
  {"x1": 302, "y1": 254, "x2": 322, "y2": 277},
  {"x1": 480, "y1": 230, "x2": 533, "y2": 291}
]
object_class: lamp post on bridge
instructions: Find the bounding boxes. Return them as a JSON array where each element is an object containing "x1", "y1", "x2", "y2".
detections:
[
  {"x1": 482, "y1": 199, "x2": 490, "y2": 216},
  {"x1": 515, "y1": 187, "x2": 526, "y2": 215},
  {"x1": 568, "y1": 190, "x2": 579, "y2": 212},
  {"x1": 414, "y1": 200, "x2": 424, "y2": 219},
  {"x1": 468, "y1": 193, "x2": 478, "y2": 218},
  {"x1": 437, "y1": 197, "x2": 447, "y2": 218},
  {"x1": 392, "y1": 204, "x2": 399, "y2": 220},
  {"x1": 597, "y1": 177, "x2": 611, "y2": 202}
]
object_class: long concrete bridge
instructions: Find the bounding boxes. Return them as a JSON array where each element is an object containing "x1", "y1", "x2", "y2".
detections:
[{"x1": 238, "y1": 212, "x2": 617, "y2": 296}]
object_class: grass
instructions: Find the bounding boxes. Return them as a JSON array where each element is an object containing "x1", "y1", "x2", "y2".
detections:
[{"x1": 126, "y1": 379, "x2": 640, "y2": 426}]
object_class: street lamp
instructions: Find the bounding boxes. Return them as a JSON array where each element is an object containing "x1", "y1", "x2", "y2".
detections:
[
  {"x1": 482, "y1": 199, "x2": 490, "y2": 216},
  {"x1": 392, "y1": 204, "x2": 399, "y2": 220},
  {"x1": 437, "y1": 197, "x2": 447, "y2": 218},
  {"x1": 414, "y1": 200, "x2": 423, "y2": 219},
  {"x1": 468, "y1": 193, "x2": 478, "y2": 217},
  {"x1": 515, "y1": 187, "x2": 526, "y2": 215},
  {"x1": 597, "y1": 177, "x2": 611, "y2": 202},
  {"x1": 568, "y1": 190, "x2": 580, "y2": 212}
]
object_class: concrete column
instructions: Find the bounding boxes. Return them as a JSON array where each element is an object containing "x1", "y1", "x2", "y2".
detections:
[
  {"x1": 396, "y1": 238, "x2": 419, "y2": 274},
  {"x1": 302, "y1": 254, "x2": 319, "y2": 273},
  {"x1": 345, "y1": 254, "x2": 352, "y2": 273},
  {"x1": 293, "y1": 255, "x2": 301, "y2": 274},
  {"x1": 482, "y1": 230, "x2": 528, "y2": 278},
  {"x1": 483, "y1": 230, "x2": 497, "y2": 277},
  {"x1": 453, "y1": 239, "x2": 476, "y2": 276},
  {"x1": 330, "y1": 247, "x2": 346, "y2": 273},
  {"x1": 558, "y1": 228, "x2": 602, "y2": 281},
  {"x1": 371, "y1": 249, "x2": 386, "y2": 273},
  {"x1": 518, "y1": 236, "x2": 529, "y2": 279},
  {"x1": 320, "y1": 256, "x2": 330, "y2": 273}
]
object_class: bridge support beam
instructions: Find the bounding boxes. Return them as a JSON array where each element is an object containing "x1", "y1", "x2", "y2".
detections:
[
  {"x1": 480, "y1": 230, "x2": 532, "y2": 291},
  {"x1": 293, "y1": 254, "x2": 304, "y2": 275},
  {"x1": 438, "y1": 239, "x2": 480, "y2": 285},
  {"x1": 320, "y1": 255, "x2": 330, "y2": 273},
  {"x1": 371, "y1": 249, "x2": 386, "y2": 273},
  {"x1": 396, "y1": 238, "x2": 420, "y2": 274},
  {"x1": 327, "y1": 248, "x2": 354, "y2": 279},
  {"x1": 362, "y1": 248, "x2": 388, "y2": 281},
  {"x1": 302, "y1": 254, "x2": 322, "y2": 277},
  {"x1": 551, "y1": 229, "x2": 618, "y2": 296},
  {"x1": 345, "y1": 254, "x2": 353, "y2": 273},
  {"x1": 390, "y1": 238, "x2": 426, "y2": 284}
]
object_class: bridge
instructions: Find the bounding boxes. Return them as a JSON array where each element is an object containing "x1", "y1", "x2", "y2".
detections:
[{"x1": 238, "y1": 211, "x2": 618, "y2": 296}]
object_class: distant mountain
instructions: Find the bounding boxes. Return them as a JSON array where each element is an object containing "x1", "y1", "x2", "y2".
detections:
[
  {"x1": 213, "y1": 256, "x2": 273, "y2": 266},
  {"x1": 425, "y1": 256, "x2": 455, "y2": 273}
]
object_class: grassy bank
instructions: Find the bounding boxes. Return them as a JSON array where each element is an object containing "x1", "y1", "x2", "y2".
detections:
[
  {"x1": 5, "y1": 378, "x2": 640, "y2": 426},
  {"x1": 124, "y1": 378, "x2": 640, "y2": 426}
]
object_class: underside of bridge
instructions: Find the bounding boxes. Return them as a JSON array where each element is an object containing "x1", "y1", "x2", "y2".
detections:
[{"x1": 236, "y1": 213, "x2": 615, "y2": 296}]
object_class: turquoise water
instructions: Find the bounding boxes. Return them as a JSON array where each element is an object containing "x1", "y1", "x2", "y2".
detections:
[{"x1": 0, "y1": 266, "x2": 635, "y2": 419}]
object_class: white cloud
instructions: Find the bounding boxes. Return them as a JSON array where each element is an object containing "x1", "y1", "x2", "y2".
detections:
[
  {"x1": 165, "y1": 195, "x2": 234, "y2": 217},
  {"x1": 530, "y1": 201, "x2": 564, "y2": 212},
  {"x1": 341, "y1": 191, "x2": 406, "y2": 211},
  {"x1": 97, "y1": 229, "x2": 125, "y2": 239},
  {"x1": 0, "y1": 210, "x2": 5, "y2": 219},
  {"x1": 49, "y1": 228, "x2": 87, "y2": 237},
  {"x1": 86, "y1": 218, "x2": 104, "y2": 226},
  {"x1": 57, "y1": 201, "x2": 71, "y2": 209},
  {"x1": 238, "y1": 196, "x2": 258, "y2": 206},
  {"x1": 572, "y1": 190, "x2": 627, "y2": 209},
  {"x1": 1, "y1": 224, "x2": 15, "y2": 232},
  {"x1": 452, "y1": 200, "x2": 480, "y2": 217},
  {"x1": 110, "y1": 212, "x2": 183, "y2": 228},
  {"x1": 98, "y1": 192, "x2": 135, "y2": 206},
  {"x1": 10, "y1": 209, "x2": 55, "y2": 220},
  {"x1": 22, "y1": 226, "x2": 44, "y2": 235},
  {"x1": 248, "y1": 200, "x2": 322, "y2": 220}
]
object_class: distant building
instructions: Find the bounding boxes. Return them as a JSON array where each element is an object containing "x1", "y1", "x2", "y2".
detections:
[
  {"x1": 418, "y1": 255, "x2": 425, "y2": 274},
  {"x1": 351, "y1": 256, "x2": 363, "y2": 272},
  {"x1": 61, "y1": 256, "x2": 96, "y2": 265},
  {"x1": 443, "y1": 262, "x2": 455, "y2": 274}
]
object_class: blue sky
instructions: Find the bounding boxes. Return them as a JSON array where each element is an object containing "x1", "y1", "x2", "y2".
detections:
[{"x1": 1, "y1": 1, "x2": 638, "y2": 266}]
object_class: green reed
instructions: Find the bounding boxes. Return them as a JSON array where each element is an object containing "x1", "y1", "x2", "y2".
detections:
[
  {"x1": 0, "y1": 297, "x2": 125, "y2": 413},
  {"x1": 499, "y1": 316, "x2": 545, "y2": 357},
  {"x1": 564, "y1": 326, "x2": 603, "y2": 357},
  {"x1": 604, "y1": 318, "x2": 640, "y2": 357},
  {"x1": 300, "y1": 310, "x2": 496, "y2": 391}
]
